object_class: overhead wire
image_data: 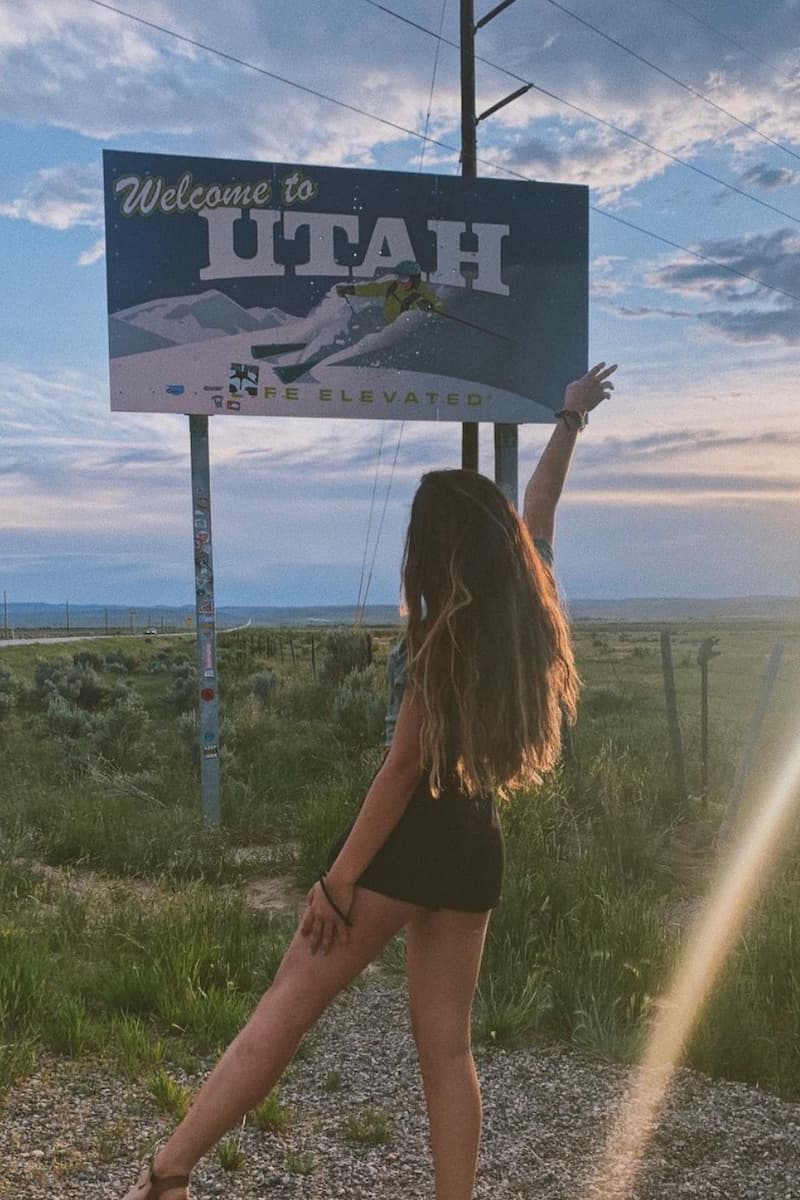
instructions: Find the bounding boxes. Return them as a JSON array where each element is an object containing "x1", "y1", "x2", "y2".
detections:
[
  {"x1": 354, "y1": 422, "x2": 386, "y2": 624},
  {"x1": 418, "y1": 0, "x2": 449, "y2": 171},
  {"x1": 358, "y1": 0, "x2": 800, "y2": 228},
  {"x1": 84, "y1": 0, "x2": 462, "y2": 157},
  {"x1": 361, "y1": 0, "x2": 800, "y2": 165},
  {"x1": 655, "y1": 0, "x2": 800, "y2": 88},
  {"x1": 85, "y1": 0, "x2": 800, "y2": 307},
  {"x1": 361, "y1": 422, "x2": 405, "y2": 617},
  {"x1": 540, "y1": 0, "x2": 800, "y2": 165},
  {"x1": 360, "y1": 0, "x2": 449, "y2": 618}
]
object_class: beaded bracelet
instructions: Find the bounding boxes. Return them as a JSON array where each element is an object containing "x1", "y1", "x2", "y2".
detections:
[
  {"x1": 318, "y1": 873, "x2": 353, "y2": 926},
  {"x1": 555, "y1": 408, "x2": 587, "y2": 432}
]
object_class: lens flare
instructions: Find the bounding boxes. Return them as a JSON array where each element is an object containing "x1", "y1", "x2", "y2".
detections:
[{"x1": 582, "y1": 729, "x2": 800, "y2": 1200}]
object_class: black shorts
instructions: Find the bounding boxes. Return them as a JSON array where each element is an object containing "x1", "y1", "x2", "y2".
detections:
[{"x1": 324, "y1": 770, "x2": 504, "y2": 913}]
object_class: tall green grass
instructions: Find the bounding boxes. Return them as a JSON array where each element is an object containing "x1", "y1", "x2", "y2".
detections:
[{"x1": 0, "y1": 625, "x2": 798, "y2": 1103}]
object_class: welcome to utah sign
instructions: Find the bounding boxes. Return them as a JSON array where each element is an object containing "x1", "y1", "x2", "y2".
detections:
[{"x1": 104, "y1": 149, "x2": 587, "y2": 424}]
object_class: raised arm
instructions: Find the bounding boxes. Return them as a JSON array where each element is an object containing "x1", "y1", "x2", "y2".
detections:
[{"x1": 523, "y1": 361, "x2": 617, "y2": 549}]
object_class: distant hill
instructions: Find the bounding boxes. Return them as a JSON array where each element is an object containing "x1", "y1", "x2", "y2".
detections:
[
  {"x1": 3, "y1": 596, "x2": 799, "y2": 632},
  {"x1": 566, "y1": 596, "x2": 800, "y2": 622}
]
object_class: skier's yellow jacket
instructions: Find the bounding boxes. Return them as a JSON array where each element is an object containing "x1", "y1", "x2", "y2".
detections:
[{"x1": 350, "y1": 279, "x2": 445, "y2": 324}]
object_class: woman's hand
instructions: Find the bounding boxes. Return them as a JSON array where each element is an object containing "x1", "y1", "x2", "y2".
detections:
[
  {"x1": 300, "y1": 874, "x2": 355, "y2": 956},
  {"x1": 563, "y1": 361, "x2": 618, "y2": 416}
]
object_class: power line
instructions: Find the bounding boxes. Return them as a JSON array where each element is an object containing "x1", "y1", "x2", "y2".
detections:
[
  {"x1": 357, "y1": 1, "x2": 800, "y2": 230},
  {"x1": 361, "y1": 423, "x2": 405, "y2": 618},
  {"x1": 84, "y1": 0, "x2": 461, "y2": 157},
  {"x1": 355, "y1": 422, "x2": 386, "y2": 623},
  {"x1": 86, "y1": 0, "x2": 800, "y2": 305},
  {"x1": 541, "y1": 0, "x2": 800, "y2": 165},
  {"x1": 419, "y1": 0, "x2": 449, "y2": 171},
  {"x1": 361, "y1": 0, "x2": 800, "y2": 169},
  {"x1": 655, "y1": 0, "x2": 799, "y2": 88},
  {"x1": 525, "y1": 85, "x2": 800, "y2": 227},
  {"x1": 566, "y1": 200, "x2": 800, "y2": 305}
]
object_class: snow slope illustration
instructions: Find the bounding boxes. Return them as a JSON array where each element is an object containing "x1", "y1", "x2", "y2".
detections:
[
  {"x1": 108, "y1": 267, "x2": 578, "y2": 419},
  {"x1": 109, "y1": 289, "x2": 291, "y2": 357},
  {"x1": 246, "y1": 281, "x2": 524, "y2": 394}
]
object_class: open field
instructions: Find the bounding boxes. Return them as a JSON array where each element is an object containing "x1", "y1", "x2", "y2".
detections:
[{"x1": 1, "y1": 617, "x2": 798, "y2": 1139}]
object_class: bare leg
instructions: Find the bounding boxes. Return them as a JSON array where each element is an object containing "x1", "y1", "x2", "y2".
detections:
[
  {"x1": 406, "y1": 907, "x2": 491, "y2": 1200},
  {"x1": 143, "y1": 888, "x2": 420, "y2": 1197}
]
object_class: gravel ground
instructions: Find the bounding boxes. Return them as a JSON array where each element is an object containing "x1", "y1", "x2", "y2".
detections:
[{"x1": 2, "y1": 976, "x2": 799, "y2": 1200}]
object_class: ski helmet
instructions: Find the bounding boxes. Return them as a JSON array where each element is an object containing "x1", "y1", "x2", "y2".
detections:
[{"x1": 396, "y1": 259, "x2": 422, "y2": 279}]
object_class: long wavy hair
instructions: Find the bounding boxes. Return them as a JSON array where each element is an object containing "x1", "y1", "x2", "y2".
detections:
[{"x1": 401, "y1": 469, "x2": 579, "y2": 799}]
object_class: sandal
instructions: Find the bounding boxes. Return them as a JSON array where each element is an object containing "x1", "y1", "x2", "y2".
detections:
[{"x1": 121, "y1": 1149, "x2": 191, "y2": 1199}]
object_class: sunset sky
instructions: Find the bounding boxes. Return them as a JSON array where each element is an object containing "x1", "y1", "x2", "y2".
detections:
[{"x1": 1, "y1": 0, "x2": 799, "y2": 607}]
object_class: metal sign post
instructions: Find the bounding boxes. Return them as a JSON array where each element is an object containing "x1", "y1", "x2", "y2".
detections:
[
  {"x1": 189, "y1": 415, "x2": 221, "y2": 827},
  {"x1": 494, "y1": 423, "x2": 518, "y2": 509}
]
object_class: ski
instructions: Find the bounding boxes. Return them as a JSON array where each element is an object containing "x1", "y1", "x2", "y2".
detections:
[
  {"x1": 273, "y1": 353, "x2": 331, "y2": 384},
  {"x1": 250, "y1": 341, "x2": 308, "y2": 358}
]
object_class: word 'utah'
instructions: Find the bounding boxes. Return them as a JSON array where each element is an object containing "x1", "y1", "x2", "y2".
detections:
[{"x1": 199, "y1": 211, "x2": 510, "y2": 296}]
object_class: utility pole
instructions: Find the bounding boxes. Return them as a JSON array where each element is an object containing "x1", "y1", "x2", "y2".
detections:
[
  {"x1": 460, "y1": 0, "x2": 478, "y2": 471},
  {"x1": 2, "y1": 590, "x2": 7, "y2": 639},
  {"x1": 65, "y1": 600, "x2": 70, "y2": 632},
  {"x1": 460, "y1": 0, "x2": 530, "y2": 501}
]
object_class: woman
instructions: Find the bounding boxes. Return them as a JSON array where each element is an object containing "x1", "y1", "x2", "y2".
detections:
[{"x1": 122, "y1": 361, "x2": 617, "y2": 1200}]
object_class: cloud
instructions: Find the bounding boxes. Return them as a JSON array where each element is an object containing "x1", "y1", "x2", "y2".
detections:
[
  {"x1": 613, "y1": 305, "x2": 693, "y2": 320},
  {"x1": 577, "y1": 427, "x2": 800, "y2": 465},
  {"x1": 643, "y1": 227, "x2": 800, "y2": 345},
  {"x1": 569, "y1": 470, "x2": 800, "y2": 497},
  {"x1": 2, "y1": 0, "x2": 800, "y2": 214},
  {"x1": 740, "y1": 162, "x2": 799, "y2": 189},
  {"x1": 78, "y1": 236, "x2": 106, "y2": 266},
  {"x1": 0, "y1": 163, "x2": 103, "y2": 230},
  {"x1": 697, "y1": 306, "x2": 800, "y2": 344}
]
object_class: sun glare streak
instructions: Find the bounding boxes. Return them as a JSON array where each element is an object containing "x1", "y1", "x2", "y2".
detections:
[{"x1": 582, "y1": 728, "x2": 800, "y2": 1200}]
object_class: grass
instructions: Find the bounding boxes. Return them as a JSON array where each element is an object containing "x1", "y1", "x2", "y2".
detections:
[
  {"x1": 285, "y1": 1149, "x2": 317, "y2": 1174},
  {"x1": 343, "y1": 1105, "x2": 392, "y2": 1144},
  {"x1": 252, "y1": 1088, "x2": 293, "y2": 1133},
  {"x1": 0, "y1": 621, "x2": 799, "y2": 1108}
]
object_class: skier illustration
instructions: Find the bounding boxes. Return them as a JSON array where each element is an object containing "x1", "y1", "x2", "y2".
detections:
[{"x1": 336, "y1": 260, "x2": 445, "y2": 324}]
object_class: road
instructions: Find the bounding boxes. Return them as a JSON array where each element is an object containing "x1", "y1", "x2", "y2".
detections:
[{"x1": 0, "y1": 620, "x2": 251, "y2": 649}]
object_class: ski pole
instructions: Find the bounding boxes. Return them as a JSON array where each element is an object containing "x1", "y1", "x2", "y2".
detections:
[{"x1": 429, "y1": 307, "x2": 514, "y2": 344}]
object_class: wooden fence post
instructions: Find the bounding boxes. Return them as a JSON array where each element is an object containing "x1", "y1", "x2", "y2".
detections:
[
  {"x1": 719, "y1": 642, "x2": 784, "y2": 845},
  {"x1": 697, "y1": 636, "x2": 721, "y2": 803},
  {"x1": 661, "y1": 631, "x2": 688, "y2": 805}
]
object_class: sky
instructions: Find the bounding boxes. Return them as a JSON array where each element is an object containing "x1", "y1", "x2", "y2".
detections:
[{"x1": 1, "y1": 0, "x2": 799, "y2": 607}]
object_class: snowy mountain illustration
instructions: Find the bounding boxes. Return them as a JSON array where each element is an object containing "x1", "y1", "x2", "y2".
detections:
[
  {"x1": 109, "y1": 289, "x2": 291, "y2": 357},
  {"x1": 109, "y1": 268, "x2": 577, "y2": 416}
]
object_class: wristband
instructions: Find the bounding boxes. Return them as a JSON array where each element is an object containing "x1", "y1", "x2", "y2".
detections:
[
  {"x1": 318, "y1": 873, "x2": 353, "y2": 926},
  {"x1": 555, "y1": 408, "x2": 587, "y2": 432}
]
